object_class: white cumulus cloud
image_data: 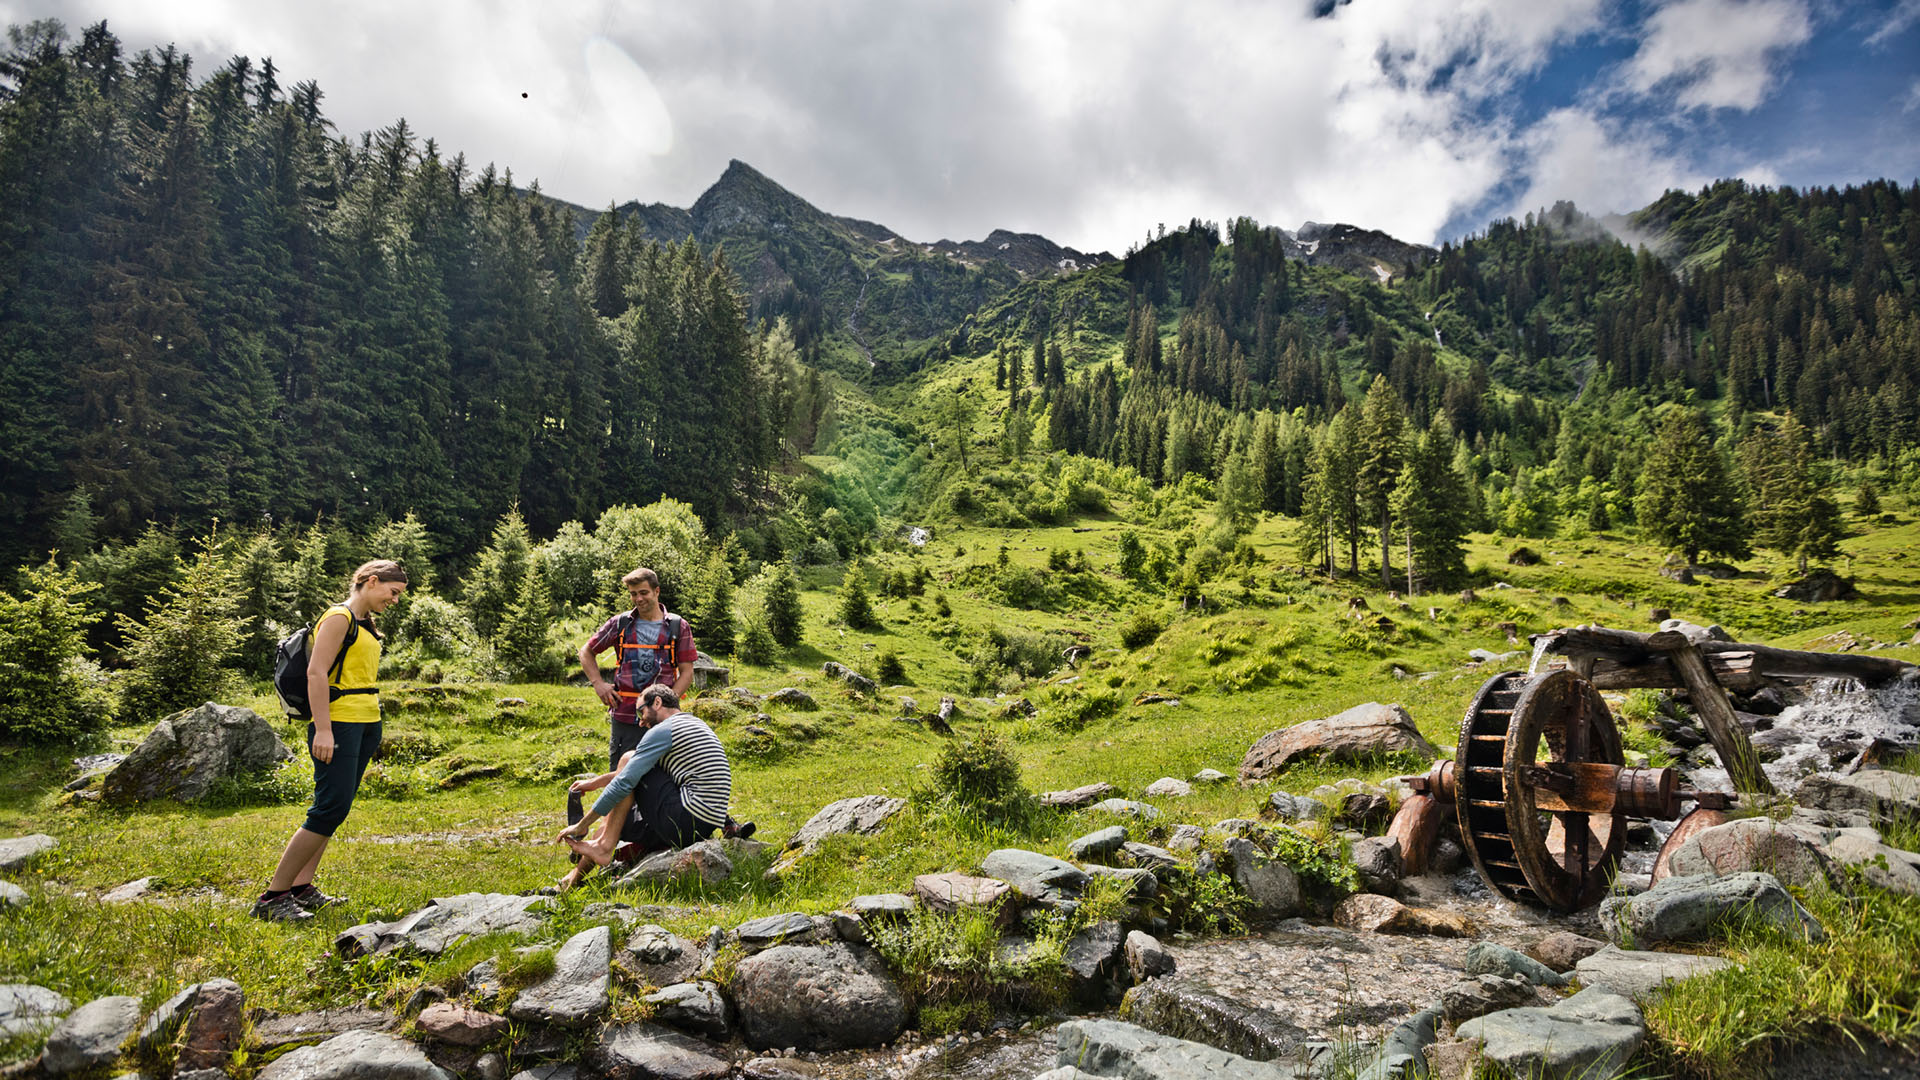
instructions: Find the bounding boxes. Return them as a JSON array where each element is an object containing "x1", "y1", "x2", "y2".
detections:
[{"x1": 1621, "y1": 0, "x2": 1813, "y2": 110}]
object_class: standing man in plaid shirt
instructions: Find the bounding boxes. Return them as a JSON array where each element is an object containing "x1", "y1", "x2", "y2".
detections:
[
  {"x1": 579, "y1": 567, "x2": 695, "y2": 769},
  {"x1": 572, "y1": 566, "x2": 751, "y2": 846}
]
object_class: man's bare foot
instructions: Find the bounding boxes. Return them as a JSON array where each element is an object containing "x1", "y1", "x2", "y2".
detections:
[
  {"x1": 555, "y1": 866, "x2": 587, "y2": 892},
  {"x1": 565, "y1": 836, "x2": 613, "y2": 867}
]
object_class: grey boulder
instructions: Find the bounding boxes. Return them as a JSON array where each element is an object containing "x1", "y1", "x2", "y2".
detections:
[
  {"x1": 1456, "y1": 987, "x2": 1644, "y2": 1080},
  {"x1": 1088, "y1": 798, "x2": 1159, "y2": 820},
  {"x1": 1239, "y1": 702, "x2": 1436, "y2": 781},
  {"x1": 781, "y1": 795, "x2": 906, "y2": 857},
  {"x1": 103, "y1": 703, "x2": 292, "y2": 805},
  {"x1": 255, "y1": 1029, "x2": 453, "y2": 1079},
  {"x1": 981, "y1": 849, "x2": 1089, "y2": 906},
  {"x1": 507, "y1": 925, "x2": 611, "y2": 1028},
  {"x1": 1124, "y1": 931, "x2": 1175, "y2": 981},
  {"x1": 1465, "y1": 941, "x2": 1569, "y2": 987},
  {"x1": 1068, "y1": 826, "x2": 1128, "y2": 861},
  {"x1": 1660, "y1": 816, "x2": 1834, "y2": 889},
  {"x1": 1224, "y1": 837, "x2": 1300, "y2": 918},
  {"x1": 642, "y1": 981, "x2": 730, "y2": 1038},
  {"x1": 621, "y1": 925, "x2": 701, "y2": 987},
  {"x1": 1601, "y1": 871, "x2": 1824, "y2": 946},
  {"x1": 730, "y1": 943, "x2": 907, "y2": 1051},
  {"x1": 0, "y1": 834, "x2": 58, "y2": 871},
  {"x1": 1440, "y1": 974, "x2": 1537, "y2": 1027},
  {"x1": 734, "y1": 912, "x2": 817, "y2": 949},
  {"x1": 1797, "y1": 771, "x2": 1920, "y2": 823},
  {"x1": 0, "y1": 880, "x2": 26, "y2": 907},
  {"x1": 42, "y1": 994, "x2": 139, "y2": 1074}
]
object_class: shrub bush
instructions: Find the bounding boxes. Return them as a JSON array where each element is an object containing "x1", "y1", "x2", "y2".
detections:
[
  {"x1": 875, "y1": 650, "x2": 906, "y2": 685},
  {"x1": 1118, "y1": 610, "x2": 1165, "y2": 649},
  {"x1": 0, "y1": 561, "x2": 111, "y2": 743},
  {"x1": 927, "y1": 731, "x2": 1029, "y2": 818}
]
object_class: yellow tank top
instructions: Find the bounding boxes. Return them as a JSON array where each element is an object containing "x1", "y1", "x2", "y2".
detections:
[{"x1": 313, "y1": 604, "x2": 382, "y2": 723}]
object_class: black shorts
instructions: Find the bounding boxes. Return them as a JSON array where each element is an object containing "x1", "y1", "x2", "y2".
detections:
[{"x1": 567, "y1": 768, "x2": 713, "y2": 856}]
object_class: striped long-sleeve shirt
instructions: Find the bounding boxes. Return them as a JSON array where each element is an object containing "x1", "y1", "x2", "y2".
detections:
[{"x1": 590, "y1": 712, "x2": 732, "y2": 827}]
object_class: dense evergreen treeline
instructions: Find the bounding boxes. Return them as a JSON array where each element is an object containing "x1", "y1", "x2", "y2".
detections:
[{"x1": 0, "y1": 22, "x2": 797, "y2": 571}]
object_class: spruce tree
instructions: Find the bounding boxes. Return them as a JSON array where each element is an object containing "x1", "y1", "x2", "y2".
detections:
[
  {"x1": 1391, "y1": 416, "x2": 1470, "y2": 593},
  {"x1": 1636, "y1": 407, "x2": 1749, "y2": 566},
  {"x1": 761, "y1": 562, "x2": 804, "y2": 648},
  {"x1": 837, "y1": 564, "x2": 879, "y2": 631},
  {"x1": 1357, "y1": 375, "x2": 1406, "y2": 588},
  {"x1": 702, "y1": 555, "x2": 736, "y2": 657},
  {"x1": 1739, "y1": 413, "x2": 1840, "y2": 574},
  {"x1": 466, "y1": 506, "x2": 532, "y2": 639},
  {"x1": 493, "y1": 559, "x2": 558, "y2": 681}
]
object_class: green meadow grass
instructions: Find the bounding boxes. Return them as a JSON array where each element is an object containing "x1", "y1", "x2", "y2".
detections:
[{"x1": 2, "y1": 505, "x2": 1916, "y2": 1070}]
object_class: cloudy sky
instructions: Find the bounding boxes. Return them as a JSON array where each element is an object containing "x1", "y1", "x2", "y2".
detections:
[{"x1": 6, "y1": 0, "x2": 1918, "y2": 253}]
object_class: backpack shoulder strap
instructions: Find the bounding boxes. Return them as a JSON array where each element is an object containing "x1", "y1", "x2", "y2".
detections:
[
  {"x1": 663, "y1": 614, "x2": 683, "y2": 666},
  {"x1": 317, "y1": 605, "x2": 359, "y2": 684}
]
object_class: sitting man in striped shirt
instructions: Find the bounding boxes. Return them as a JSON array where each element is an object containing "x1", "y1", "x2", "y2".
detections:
[{"x1": 554, "y1": 684, "x2": 733, "y2": 890}]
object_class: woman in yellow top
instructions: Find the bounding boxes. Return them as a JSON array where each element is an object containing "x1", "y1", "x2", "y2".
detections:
[{"x1": 254, "y1": 559, "x2": 407, "y2": 922}]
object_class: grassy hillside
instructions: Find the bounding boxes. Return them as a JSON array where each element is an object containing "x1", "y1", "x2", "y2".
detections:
[{"x1": 3, "y1": 494, "x2": 1915, "y2": 1070}]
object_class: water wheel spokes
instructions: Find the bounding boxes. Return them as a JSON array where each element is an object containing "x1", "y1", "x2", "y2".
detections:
[{"x1": 1456, "y1": 669, "x2": 1626, "y2": 912}]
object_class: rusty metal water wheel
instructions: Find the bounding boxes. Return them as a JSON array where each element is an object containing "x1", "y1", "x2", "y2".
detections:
[{"x1": 1456, "y1": 669, "x2": 1626, "y2": 911}]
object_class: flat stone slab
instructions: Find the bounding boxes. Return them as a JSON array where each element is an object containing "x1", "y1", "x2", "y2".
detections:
[
  {"x1": 848, "y1": 893, "x2": 914, "y2": 921},
  {"x1": 913, "y1": 872, "x2": 1011, "y2": 914},
  {"x1": 1055, "y1": 1018, "x2": 1301, "y2": 1078},
  {"x1": 255, "y1": 1029, "x2": 453, "y2": 1079},
  {"x1": 1040, "y1": 782, "x2": 1117, "y2": 808},
  {"x1": 0, "y1": 983, "x2": 71, "y2": 1039},
  {"x1": 735, "y1": 912, "x2": 816, "y2": 948},
  {"x1": 1573, "y1": 946, "x2": 1734, "y2": 1003},
  {"x1": 1088, "y1": 798, "x2": 1159, "y2": 819},
  {"x1": 1119, "y1": 981, "x2": 1306, "y2": 1061},
  {"x1": 1456, "y1": 987, "x2": 1644, "y2": 1080},
  {"x1": 590, "y1": 1022, "x2": 731, "y2": 1080},
  {"x1": 0, "y1": 834, "x2": 58, "y2": 871},
  {"x1": 250, "y1": 1007, "x2": 395, "y2": 1053},
  {"x1": 508, "y1": 925, "x2": 610, "y2": 1028},
  {"x1": 353, "y1": 893, "x2": 548, "y2": 956},
  {"x1": 1143, "y1": 778, "x2": 1192, "y2": 798}
]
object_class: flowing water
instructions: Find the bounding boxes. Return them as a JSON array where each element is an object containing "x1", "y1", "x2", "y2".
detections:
[
  {"x1": 1525, "y1": 638, "x2": 1552, "y2": 677},
  {"x1": 1687, "y1": 675, "x2": 1920, "y2": 792}
]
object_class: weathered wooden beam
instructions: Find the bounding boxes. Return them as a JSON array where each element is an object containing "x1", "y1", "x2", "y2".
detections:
[
  {"x1": 1533, "y1": 625, "x2": 1917, "y2": 687},
  {"x1": 1585, "y1": 652, "x2": 1763, "y2": 692},
  {"x1": 1649, "y1": 635, "x2": 1776, "y2": 795}
]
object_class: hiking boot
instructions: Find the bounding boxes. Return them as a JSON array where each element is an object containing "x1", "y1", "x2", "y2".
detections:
[
  {"x1": 291, "y1": 883, "x2": 346, "y2": 911},
  {"x1": 724, "y1": 818, "x2": 756, "y2": 840},
  {"x1": 251, "y1": 893, "x2": 315, "y2": 923}
]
